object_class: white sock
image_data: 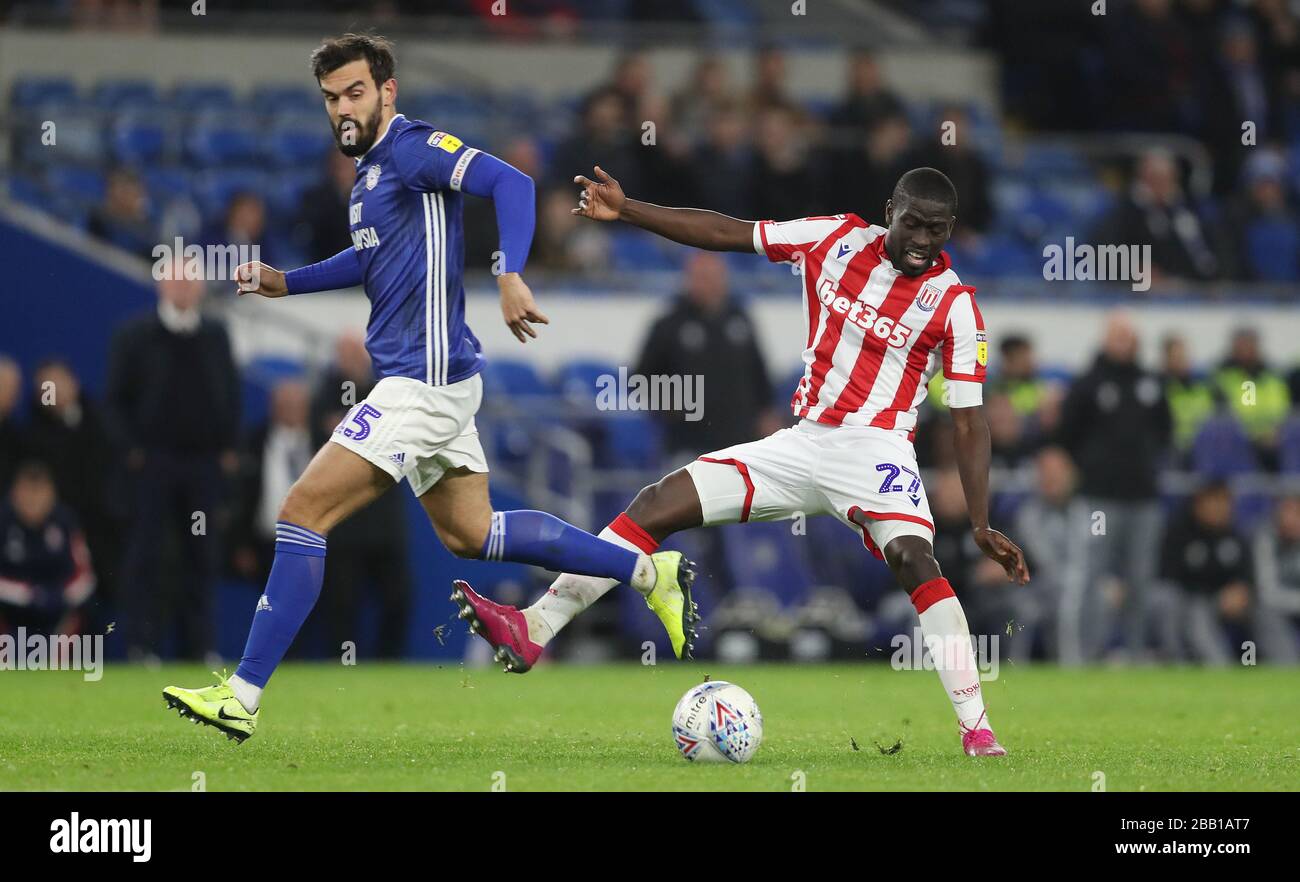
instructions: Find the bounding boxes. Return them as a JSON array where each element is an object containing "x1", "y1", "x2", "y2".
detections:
[
  {"x1": 524, "y1": 524, "x2": 654, "y2": 647},
  {"x1": 912, "y1": 582, "x2": 989, "y2": 732},
  {"x1": 228, "y1": 674, "x2": 262, "y2": 713}
]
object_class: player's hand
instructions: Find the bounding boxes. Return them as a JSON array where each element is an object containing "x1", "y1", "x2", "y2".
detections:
[
  {"x1": 234, "y1": 262, "x2": 288, "y2": 297},
  {"x1": 973, "y1": 526, "x2": 1030, "y2": 584},
  {"x1": 572, "y1": 166, "x2": 625, "y2": 221},
  {"x1": 498, "y1": 272, "x2": 550, "y2": 343}
]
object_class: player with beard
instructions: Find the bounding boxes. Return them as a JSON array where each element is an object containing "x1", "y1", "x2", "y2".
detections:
[
  {"x1": 162, "y1": 34, "x2": 697, "y2": 743},
  {"x1": 455, "y1": 165, "x2": 1030, "y2": 757}
]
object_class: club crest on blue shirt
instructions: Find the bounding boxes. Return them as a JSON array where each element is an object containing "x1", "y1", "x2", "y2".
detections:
[
  {"x1": 916, "y1": 283, "x2": 942, "y2": 312},
  {"x1": 366, "y1": 164, "x2": 382, "y2": 190}
]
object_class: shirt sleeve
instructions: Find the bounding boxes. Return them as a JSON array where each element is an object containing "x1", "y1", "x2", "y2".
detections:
[
  {"x1": 456, "y1": 149, "x2": 536, "y2": 274},
  {"x1": 390, "y1": 127, "x2": 481, "y2": 193},
  {"x1": 942, "y1": 286, "x2": 987, "y2": 408},
  {"x1": 284, "y1": 247, "x2": 363, "y2": 294},
  {"x1": 753, "y1": 215, "x2": 848, "y2": 264}
]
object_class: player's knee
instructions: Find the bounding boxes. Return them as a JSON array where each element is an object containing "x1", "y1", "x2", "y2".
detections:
[
  {"x1": 444, "y1": 531, "x2": 484, "y2": 559},
  {"x1": 277, "y1": 482, "x2": 329, "y2": 535},
  {"x1": 884, "y1": 538, "x2": 941, "y2": 591},
  {"x1": 627, "y1": 481, "x2": 663, "y2": 522},
  {"x1": 626, "y1": 471, "x2": 694, "y2": 540},
  {"x1": 438, "y1": 513, "x2": 489, "y2": 559}
]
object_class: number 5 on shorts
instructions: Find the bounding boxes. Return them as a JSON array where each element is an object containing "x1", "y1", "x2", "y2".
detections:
[{"x1": 338, "y1": 403, "x2": 383, "y2": 441}]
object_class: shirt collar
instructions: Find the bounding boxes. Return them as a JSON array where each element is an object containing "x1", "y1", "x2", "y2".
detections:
[{"x1": 357, "y1": 112, "x2": 405, "y2": 165}]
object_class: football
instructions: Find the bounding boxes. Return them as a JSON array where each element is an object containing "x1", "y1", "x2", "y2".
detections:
[{"x1": 671, "y1": 680, "x2": 764, "y2": 763}]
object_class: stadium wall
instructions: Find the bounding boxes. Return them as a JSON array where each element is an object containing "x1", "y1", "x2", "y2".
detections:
[{"x1": 225, "y1": 288, "x2": 1300, "y2": 379}]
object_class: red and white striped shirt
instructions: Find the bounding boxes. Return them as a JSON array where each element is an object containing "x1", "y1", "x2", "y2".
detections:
[{"x1": 755, "y1": 213, "x2": 986, "y2": 440}]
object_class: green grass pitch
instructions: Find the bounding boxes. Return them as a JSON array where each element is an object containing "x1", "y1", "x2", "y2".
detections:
[{"x1": 2, "y1": 662, "x2": 1296, "y2": 791}]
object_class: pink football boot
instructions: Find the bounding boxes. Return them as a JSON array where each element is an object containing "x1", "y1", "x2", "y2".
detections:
[
  {"x1": 960, "y1": 711, "x2": 1008, "y2": 757},
  {"x1": 450, "y1": 580, "x2": 543, "y2": 673}
]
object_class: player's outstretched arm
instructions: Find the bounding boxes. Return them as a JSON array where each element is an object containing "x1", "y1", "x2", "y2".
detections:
[
  {"x1": 236, "y1": 248, "x2": 363, "y2": 298},
  {"x1": 572, "y1": 166, "x2": 756, "y2": 253},
  {"x1": 950, "y1": 403, "x2": 1031, "y2": 584}
]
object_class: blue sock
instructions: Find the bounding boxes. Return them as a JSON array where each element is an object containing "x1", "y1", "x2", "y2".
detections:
[
  {"x1": 482, "y1": 510, "x2": 639, "y2": 583},
  {"x1": 234, "y1": 522, "x2": 327, "y2": 688}
]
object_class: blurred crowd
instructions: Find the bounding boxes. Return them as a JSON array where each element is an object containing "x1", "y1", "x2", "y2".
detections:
[
  {"x1": 24, "y1": 2, "x2": 1288, "y2": 286},
  {"x1": 0, "y1": 276, "x2": 411, "y2": 664},
  {"x1": 6, "y1": 253, "x2": 1300, "y2": 665},
  {"x1": 5, "y1": 0, "x2": 1300, "y2": 664}
]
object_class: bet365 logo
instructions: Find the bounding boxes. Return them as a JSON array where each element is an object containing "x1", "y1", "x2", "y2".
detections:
[{"x1": 816, "y1": 279, "x2": 913, "y2": 347}]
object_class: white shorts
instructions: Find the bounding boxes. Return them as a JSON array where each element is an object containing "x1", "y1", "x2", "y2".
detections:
[
  {"x1": 329, "y1": 373, "x2": 489, "y2": 497},
  {"x1": 684, "y1": 420, "x2": 935, "y2": 559}
]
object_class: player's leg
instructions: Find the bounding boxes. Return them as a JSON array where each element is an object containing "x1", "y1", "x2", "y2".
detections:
[
  {"x1": 821, "y1": 428, "x2": 1005, "y2": 756},
  {"x1": 417, "y1": 466, "x2": 683, "y2": 593},
  {"x1": 163, "y1": 441, "x2": 392, "y2": 739},
  {"x1": 877, "y1": 534, "x2": 1004, "y2": 755},
  {"x1": 420, "y1": 467, "x2": 696, "y2": 668},
  {"x1": 519, "y1": 468, "x2": 705, "y2": 650},
  {"x1": 521, "y1": 430, "x2": 815, "y2": 656}
]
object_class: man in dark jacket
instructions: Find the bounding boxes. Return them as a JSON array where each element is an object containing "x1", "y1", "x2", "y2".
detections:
[
  {"x1": 1058, "y1": 311, "x2": 1172, "y2": 661},
  {"x1": 635, "y1": 251, "x2": 780, "y2": 461},
  {"x1": 107, "y1": 271, "x2": 240, "y2": 662}
]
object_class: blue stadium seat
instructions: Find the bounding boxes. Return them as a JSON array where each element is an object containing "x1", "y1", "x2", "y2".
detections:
[
  {"x1": 265, "y1": 115, "x2": 333, "y2": 167},
  {"x1": 3, "y1": 174, "x2": 48, "y2": 211},
  {"x1": 556, "y1": 358, "x2": 618, "y2": 406},
  {"x1": 991, "y1": 176, "x2": 1031, "y2": 221},
  {"x1": 11, "y1": 77, "x2": 79, "y2": 109},
  {"x1": 263, "y1": 169, "x2": 318, "y2": 219},
  {"x1": 1191, "y1": 415, "x2": 1257, "y2": 478},
  {"x1": 168, "y1": 82, "x2": 236, "y2": 111},
  {"x1": 721, "y1": 522, "x2": 812, "y2": 606},
  {"x1": 599, "y1": 412, "x2": 661, "y2": 469},
  {"x1": 240, "y1": 356, "x2": 306, "y2": 430},
  {"x1": 192, "y1": 167, "x2": 271, "y2": 217},
  {"x1": 946, "y1": 232, "x2": 1039, "y2": 277},
  {"x1": 111, "y1": 112, "x2": 168, "y2": 165},
  {"x1": 480, "y1": 359, "x2": 553, "y2": 401},
  {"x1": 140, "y1": 166, "x2": 193, "y2": 205},
  {"x1": 250, "y1": 83, "x2": 321, "y2": 113},
  {"x1": 186, "y1": 113, "x2": 262, "y2": 166},
  {"x1": 92, "y1": 79, "x2": 160, "y2": 110},
  {"x1": 44, "y1": 166, "x2": 106, "y2": 206},
  {"x1": 1056, "y1": 179, "x2": 1115, "y2": 228},
  {"x1": 18, "y1": 114, "x2": 104, "y2": 167},
  {"x1": 1020, "y1": 144, "x2": 1091, "y2": 182},
  {"x1": 1020, "y1": 189, "x2": 1075, "y2": 242}
]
